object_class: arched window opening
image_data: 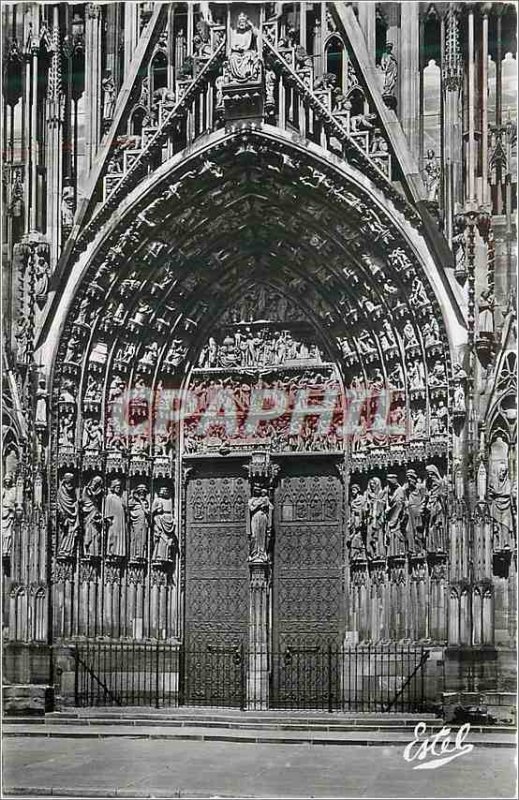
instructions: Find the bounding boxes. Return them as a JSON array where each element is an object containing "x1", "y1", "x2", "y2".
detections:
[
  {"x1": 325, "y1": 36, "x2": 344, "y2": 91},
  {"x1": 34, "y1": 589, "x2": 46, "y2": 641},
  {"x1": 151, "y1": 52, "x2": 168, "y2": 95},
  {"x1": 423, "y1": 59, "x2": 441, "y2": 157}
]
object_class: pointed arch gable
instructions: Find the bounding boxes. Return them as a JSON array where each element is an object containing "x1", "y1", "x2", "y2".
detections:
[{"x1": 37, "y1": 124, "x2": 466, "y2": 377}]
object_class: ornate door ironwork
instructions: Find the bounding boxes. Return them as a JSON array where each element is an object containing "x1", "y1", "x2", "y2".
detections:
[
  {"x1": 182, "y1": 464, "x2": 249, "y2": 707},
  {"x1": 271, "y1": 460, "x2": 344, "y2": 708}
]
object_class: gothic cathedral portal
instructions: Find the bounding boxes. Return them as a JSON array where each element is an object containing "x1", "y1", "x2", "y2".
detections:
[{"x1": 2, "y1": 2, "x2": 516, "y2": 716}]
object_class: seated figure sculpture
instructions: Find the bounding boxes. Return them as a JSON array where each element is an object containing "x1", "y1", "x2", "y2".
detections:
[{"x1": 226, "y1": 12, "x2": 260, "y2": 83}]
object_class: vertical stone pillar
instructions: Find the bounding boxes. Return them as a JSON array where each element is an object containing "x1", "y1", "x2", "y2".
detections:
[
  {"x1": 30, "y1": 48, "x2": 39, "y2": 231},
  {"x1": 84, "y1": 4, "x2": 102, "y2": 174},
  {"x1": 400, "y1": 2, "x2": 419, "y2": 158},
  {"x1": 357, "y1": 2, "x2": 376, "y2": 62},
  {"x1": 441, "y1": 5, "x2": 463, "y2": 244},
  {"x1": 246, "y1": 452, "x2": 279, "y2": 711},
  {"x1": 385, "y1": 3, "x2": 401, "y2": 111},
  {"x1": 46, "y1": 6, "x2": 63, "y2": 267},
  {"x1": 466, "y1": 5, "x2": 477, "y2": 207},
  {"x1": 123, "y1": 2, "x2": 140, "y2": 76},
  {"x1": 247, "y1": 560, "x2": 270, "y2": 710},
  {"x1": 480, "y1": 6, "x2": 491, "y2": 207}
]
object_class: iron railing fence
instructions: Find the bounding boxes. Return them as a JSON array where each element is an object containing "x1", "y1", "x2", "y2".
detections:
[
  {"x1": 72, "y1": 641, "x2": 431, "y2": 711},
  {"x1": 73, "y1": 640, "x2": 180, "y2": 708}
]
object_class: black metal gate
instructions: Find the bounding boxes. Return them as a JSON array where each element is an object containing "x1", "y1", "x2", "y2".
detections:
[
  {"x1": 179, "y1": 643, "x2": 247, "y2": 708},
  {"x1": 72, "y1": 641, "x2": 430, "y2": 711},
  {"x1": 269, "y1": 644, "x2": 430, "y2": 712},
  {"x1": 73, "y1": 640, "x2": 180, "y2": 707}
]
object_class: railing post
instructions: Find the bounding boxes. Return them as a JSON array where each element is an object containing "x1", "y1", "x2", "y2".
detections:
[
  {"x1": 327, "y1": 643, "x2": 333, "y2": 713},
  {"x1": 73, "y1": 646, "x2": 79, "y2": 707},
  {"x1": 155, "y1": 642, "x2": 160, "y2": 709},
  {"x1": 240, "y1": 642, "x2": 246, "y2": 711},
  {"x1": 178, "y1": 642, "x2": 184, "y2": 707}
]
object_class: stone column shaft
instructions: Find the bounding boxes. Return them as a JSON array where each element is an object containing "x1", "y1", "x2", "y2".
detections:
[
  {"x1": 400, "y1": 2, "x2": 419, "y2": 158},
  {"x1": 357, "y1": 1, "x2": 376, "y2": 63},
  {"x1": 247, "y1": 561, "x2": 270, "y2": 710},
  {"x1": 84, "y1": 5, "x2": 102, "y2": 175}
]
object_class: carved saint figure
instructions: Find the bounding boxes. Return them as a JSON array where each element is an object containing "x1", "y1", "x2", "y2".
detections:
[
  {"x1": 57, "y1": 473, "x2": 80, "y2": 557},
  {"x1": 128, "y1": 485, "x2": 149, "y2": 561},
  {"x1": 424, "y1": 465, "x2": 447, "y2": 552},
  {"x1": 82, "y1": 418, "x2": 103, "y2": 450},
  {"x1": 424, "y1": 149, "x2": 441, "y2": 201},
  {"x1": 81, "y1": 476, "x2": 104, "y2": 558},
  {"x1": 102, "y1": 69, "x2": 116, "y2": 126},
  {"x1": 34, "y1": 253, "x2": 50, "y2": 306},
  {"x1": 227, "y1": 12, "x2": 260, "y2": 83},
  {"x1": 348, "y1": 483, "x2": 365, "y2": 542},
  {"x1": 104, "y1": 479, "x2": 127, "y2": 558},
  {"x1": 35, "y1": 377, "x2": 48, "y2": 430},
  {"x1": 248, "y1": 485, "x2": 273, "y2": 560},
  {"x1": 61, "y1": 179, "x2": 75, "y2": 228},
  {"x1": 365, "y1": 477, "x2": 386, "y2": 558},
  {"x1": 453, "y1": 378, "x2": 466, "y2": 413},
  {"x1": 489, "y1": 463, "x2": 516, "y2": 550},
  {"x1": 381, "y1": 42, "x2": 398, "y2": 96},
  {"x1": 152, "y1": 487, "x2": 176, "y2": 562},
  {"x1": 385, "y1": 473, "x2": 405, "y2": 556},
  {"x1": 403, "y1": 469, "x2": 426, "y2": 555},
  {"x1": 478, "y1": 289, "x2": 495, "y2": 337},
  {"x1": 2, "y1": 474, "x2": 18, "y2": 557}
]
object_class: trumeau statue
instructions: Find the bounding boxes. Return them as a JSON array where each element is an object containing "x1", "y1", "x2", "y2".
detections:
[{"x1": 248, "y1": 484, "x2": 273, "y2": 560}]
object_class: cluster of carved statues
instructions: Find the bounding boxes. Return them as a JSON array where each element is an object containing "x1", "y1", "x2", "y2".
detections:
[
  {"x1": 348, "y1": 467, "x2": 448, "y2": 560},
  {"x1": 56, "y1": 474, "x2": 178, "y2": 564},
  {"x1": 198, "y1": 328, "x2": 323, "y2": 369},
  {"x1": 183, "y1": 415, "x2": 344, "y2": 455},
  {"x1": 221, "y1": 288, "x2": 303, "y2": 325}
]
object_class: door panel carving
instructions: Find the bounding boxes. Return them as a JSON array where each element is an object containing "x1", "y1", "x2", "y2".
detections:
[
  {"x1": 272, "y1": 461, "x2": 344, "y2": 707},
  {"x1": 184, "y1": 468, "x2": 249, "y2": 706}
]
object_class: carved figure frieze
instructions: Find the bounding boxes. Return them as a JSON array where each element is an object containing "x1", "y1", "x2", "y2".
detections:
[
  {"x1": 197, "y1": 327, "x2": 324, "y2": 370},
  {"x1": 348, "y1": 463, "x2": 448, "y2": 567}
]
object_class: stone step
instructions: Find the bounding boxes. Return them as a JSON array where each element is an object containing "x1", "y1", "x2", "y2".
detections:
[{"x1": 3, "y1": 723, "x2": 516, "y2": 748}]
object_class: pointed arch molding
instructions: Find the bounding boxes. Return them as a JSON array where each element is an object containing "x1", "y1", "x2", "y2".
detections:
[{"x1": 38, "y1": 125, "x2": 466, "y2": 373}]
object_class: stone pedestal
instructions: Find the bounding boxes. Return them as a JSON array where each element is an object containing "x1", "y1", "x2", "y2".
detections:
[{"x1": 247, "y1": 558, "x2": 270, "y2": 710}]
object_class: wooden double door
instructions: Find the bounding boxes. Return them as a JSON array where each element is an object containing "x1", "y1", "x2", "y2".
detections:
[{"x1": 183, "y1": 457, "x2": 344, "y2": 708}]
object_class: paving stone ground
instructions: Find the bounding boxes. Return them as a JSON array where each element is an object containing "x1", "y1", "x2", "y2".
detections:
[{"x1": 3, "y1": 733, "x2": 517, "y2": 798}]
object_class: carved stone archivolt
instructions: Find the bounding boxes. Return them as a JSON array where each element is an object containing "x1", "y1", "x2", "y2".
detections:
[{"x1": 44, "y1": 119, "x2": 455, "y2": 644}]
